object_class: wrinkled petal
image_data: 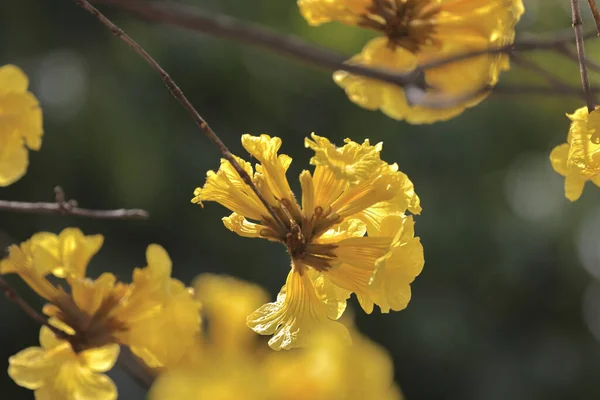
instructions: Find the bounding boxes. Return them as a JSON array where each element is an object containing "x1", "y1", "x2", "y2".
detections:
[{"x1": 247, "y1": 269, "x2": 350, "y2": 350}]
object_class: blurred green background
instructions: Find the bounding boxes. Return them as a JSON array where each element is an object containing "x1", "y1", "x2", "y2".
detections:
[{"x1": 3, "y1": 0, "x2": 600, "y2": 398}]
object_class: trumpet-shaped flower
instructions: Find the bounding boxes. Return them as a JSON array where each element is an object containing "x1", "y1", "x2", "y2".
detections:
[
  {"x1": 192, "y1": 134, "x2": 423, "y2": 350},
  {"x1": 0, "y1": 64, "x2": 43, "y2": 185},
  {"x1": 2, "y1": 229, "x2": 201, "y2": 396},
  {"x1": 550, "y1": 106, "x2": 600, "y2": 201},
  {"x1": 8, "y1": 326, "x2": 119, "y2": 400},
  {"x1": 298, "y1": 0, "x2": 524, "y2": 123}
]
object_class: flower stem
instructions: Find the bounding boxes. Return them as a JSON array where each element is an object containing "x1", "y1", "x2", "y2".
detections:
[{"x1": 571, "y1": 0, "x2": 596, "y2": 112}]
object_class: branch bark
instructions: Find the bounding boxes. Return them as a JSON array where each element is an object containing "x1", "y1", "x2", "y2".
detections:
[{"x1": 0, "y1": 187, "x2": 149, "y2": 220}]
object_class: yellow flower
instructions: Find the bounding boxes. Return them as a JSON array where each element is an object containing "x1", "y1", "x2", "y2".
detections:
[
  {"x1": 150, "y1": 276, "x2": 403, "y2": 400},
  {"x1": 8, "y1": 326, "x2": 119, "y2": 400},
  {"x1": 298, "y1": 0, "x2": 524, "y2": 124},
  {"x1": 550, "y1": 106, "x2": 600, "y2": 201},
  {"x1": 2, "y1": 232, "x2": 201, "y2": 372},
  {"x1": 192, "y1": 134, "x2": 423, "y2": 350},
  {"x1": 263, "y1": 324, "x2": 402, "y2": 400},
  {"x1": 0, "y1": 64, "x2": 43, "y2": 185}
]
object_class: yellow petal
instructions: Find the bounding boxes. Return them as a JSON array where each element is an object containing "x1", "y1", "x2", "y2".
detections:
[
  {"x1": 192, "y1": 156, "x2": 268, "y2": 221},
  {"x1": 222, "y1": 212, "x2": 273, "y2": 240},
  {"x1": 370, "y1": 216, "x2": 424, "y2": 313},
  {"x1": 305, "y1": 134, "x2": 385, "y2": 183},
  {"x1": 0, "y1": 65, "x2": 29, "y2": 94},
  {"x1": 71, "y1": 273, "x2": 119, "y2": 319},
  {"x1": 241, "y1": 134, "x2": 297, "y2": 206},
  {"x1": 564, "y1": 170, "x2": 586, "y2": 202},
  {"x1": 0, "y1": 91, "x2": 43, "y2": 150},
  {"x1": 549, "y1": 143, "x2": 570, "y2": 177},
  {"x1": 194, "y1": 273, "x2": 268, "y2": 352},
  {"x1": 297, "y1": 0, "x2": 370, "y2": 26},
  {"x1": 246, "y1": 269, "x2": 350, "y2": 350},
  {"x1": 0, "y1": 133, "x2": 28, "y2": 186},
  {"x1": 80, "y1": 344, "x2": 120, "y2": 373},
  {"x1": 8, "y1": 347, "x2": 54, "y2": 390}
]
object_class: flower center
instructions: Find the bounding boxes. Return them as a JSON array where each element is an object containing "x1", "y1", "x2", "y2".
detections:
[
  {"x1": 278, "y1": 204, "x2": 339, "y2": 274},
  {"x1": 361, "y1": 0, "x2": 441, "y2": 53}
]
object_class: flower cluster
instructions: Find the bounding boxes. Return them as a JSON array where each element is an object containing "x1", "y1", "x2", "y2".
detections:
[
  {"x1": 550, "y1": 106, "x2": 600, "y2": 201},
  {"x1": 0, "y1": 64, "x2": 43, "y2": 186},
  {"x1": 2, "y1": 228, "x2": 201, "y2": 399},
  {"x1": 297, "y1": 0, "x2": 525, "y2": 123},
  {"x1": 193, "y1": 133, "x2": 424, "y2": 350}
]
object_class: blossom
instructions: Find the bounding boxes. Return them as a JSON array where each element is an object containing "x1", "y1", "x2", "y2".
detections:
[
  {"x1": 2, "y1": 229, "x2": 201, "y2": 391},
  {"x1": 0, "y1": 64, "x2": 43, "y2": 186},
  {"x1": 150, "y1": 274, "x2": 403, "y2": 400},
  {"x1": 263, "y1": 324, "x2": 402, "y2": 400},
  {"x1": 8, "y1": 326, "x2": 119, "y2": 400},
  {"x1": 550, "y1": 106, "x2": 600, "y2": 201},
  {"x1": 192, "y1": 134, "x2": 423, "y2": 350},
  {"x1": 298, "y1": 0, "x2": 525, "y2": 124}
]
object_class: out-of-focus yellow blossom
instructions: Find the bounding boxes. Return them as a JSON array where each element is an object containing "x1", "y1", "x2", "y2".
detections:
[
  {"x1": 192, "y1": 134, "x2": 423, "y2": 350},
  {"x1": 150, "y1": 274, "x2": 403, "y2": 400},
  {"x1": 264, "y1": 325, "x2": 402, "y2": 400},
  {"x1": 8, "y1": 326, "x2": 119, "y2": 400},
  {"x1": 298, "y1": 0, "x2": 524, "y2": 124},
  {"x1": 550, "y1": 106, "x2": 600, "y2": 201},
  {"x1": 0, "y1": 64, "x2": 43, "y2": 185},
  {"x1": 2, "y1": 228, "x2": 201, "y2": 399}
]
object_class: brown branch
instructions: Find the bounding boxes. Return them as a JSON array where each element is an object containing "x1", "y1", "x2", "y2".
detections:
[
  {"x1": 0, "y1": 275, "x2": 66, "y2": 338},
  {"x1": 0, "y1": 186, "x2": 149, "y2": 220},
  {"x1": 571, "y1": 0, "x2": 596, "y2": 112},
  {"x1": 588, "y1": 0, "x2": 600, "y2": 36},
  {"x1": 72, "y1": 0, "x2": 288, "y2": 233}
]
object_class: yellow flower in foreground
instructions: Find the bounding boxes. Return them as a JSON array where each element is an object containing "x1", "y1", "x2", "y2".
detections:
[
  {"x1": 298, "y1": 0, "x2": 524, "y2": 123},
  {"x1": 150, "y1": 275, "x2": 402, "y2": 400},
  {"x1": 8, "y1": 326, "x2": 119, "y2": 400},
  {"x1": 550, "y1": 106, "x2": 600, "y2": 201},
  {"x1": 194, "y1": 273, "x2": 269, "y2": 353},
  {"x1": 192, "y1": 134, "x2": 423, "y2": 350},
  {"x1": 0, "y1": 64, "x2": 43, "y2": 185},
  {"x1": 2, "y1": 228, "x2": 201, "y2": 392}
]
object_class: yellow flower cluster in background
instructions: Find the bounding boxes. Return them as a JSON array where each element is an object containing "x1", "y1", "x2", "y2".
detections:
[
  {"x1": 193, "y1": 134, "x2": 424, "y2": 350},
  {"x1": 1, "y1": 228, "x2": 201, "y2": 399},
  {"x1": 150, "y1": 274, "x2": 403, "y2": 400},
  {"x1": 0, "y1": 64, "x2": 43, "y2": 186},
  {"x1": 297, "y1": 0, "x2": 524, "y2": 124},
  {"x1": 550, "y1": 106, "x2": 600, "y2": 201}
]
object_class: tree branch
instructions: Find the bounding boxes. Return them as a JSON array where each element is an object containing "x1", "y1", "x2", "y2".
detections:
[
  {"x1": 571, "y1": 0, "x2": 597, "y2": 112},
  {"x1": 0, "y1": 186, "x2": 149, "y2": 220},
  {"x1": 71, "y1": 0, "x2": 288, "y2": 233},
  {"x1": 587, "y1": 0, "x2": 600, "y2": 36},
  {"x1": 94, "y1": 0, "x2": 598, "y2": 84},
  {"x1": 0, "y1": 275, "x2": 67, "y2": 339}
]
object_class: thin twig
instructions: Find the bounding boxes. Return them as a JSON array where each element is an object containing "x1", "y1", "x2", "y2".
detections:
[
  {"x1": 0, "y1": 186, "x2": 149, "y2": 220},
  {"x1": 72, "y1": 0, "x2": 288, "y2": 233},
  {"x1": 555, "y1": 43, "x2": 600, "y2": 73},
  {"x1": 510, "y1": 54, "x2": 573, "y2": 91},
  {"x1": 587, "y1": 0, "x2": 600, "y2": 36},
  {"x1": 0, "y1": 275, "x2": 67, "y2": 338},
  {"x1": 571, "y1": 0, "x2": 596, "y2": 112}
]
